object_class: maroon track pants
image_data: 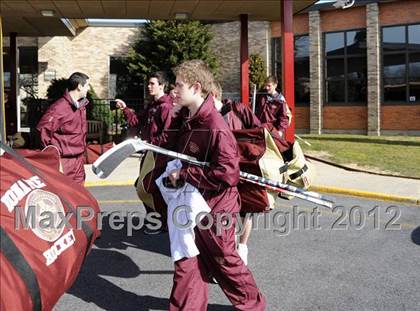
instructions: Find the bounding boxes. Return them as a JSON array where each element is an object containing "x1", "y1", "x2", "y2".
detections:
[
  {"x1": 61, "y1": 154, "x2": 86, "y2": 185},
  {"x1": 169, "y1": 216, "x2": 266, "y2": 311}
]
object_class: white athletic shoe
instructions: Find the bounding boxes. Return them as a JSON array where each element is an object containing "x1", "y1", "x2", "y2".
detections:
[{"x1": 237, "y1": 243, "x2": 248, "y2": 266}]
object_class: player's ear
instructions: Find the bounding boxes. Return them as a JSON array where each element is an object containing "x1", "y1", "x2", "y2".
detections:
[{"x1": 193, "y1": 82, "x2": 202, "y2": 95}]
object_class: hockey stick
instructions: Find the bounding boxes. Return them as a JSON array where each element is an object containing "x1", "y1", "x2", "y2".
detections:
[
  {"x1": 92, "y1": 139, "x2": 206, "y2": 178},
  {"x1": 294, "y1": 134, "x2": 312, "y2": 146},
  {"x1": 239, "y1": 177, "x2": 333, "y2": 208},
  {"x1": 92, "y1": 139, "x2": 333, "y2": 207}
]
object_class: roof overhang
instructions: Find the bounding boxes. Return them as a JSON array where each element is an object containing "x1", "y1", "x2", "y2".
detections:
[{"x1": 1, "y1": 0, "x2": 316, "y2": 37}]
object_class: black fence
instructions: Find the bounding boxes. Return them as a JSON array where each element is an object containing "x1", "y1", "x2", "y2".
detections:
[{"x1": 85, "y1": 98, "x2": 145, "y2": 143}]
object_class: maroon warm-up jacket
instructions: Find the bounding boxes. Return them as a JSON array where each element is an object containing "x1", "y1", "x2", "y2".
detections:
[
  {"x1": 37, "y1": 90, "x2": 88, "y2": 157},
  {"x1": 220, "y1": 99, "x2": 262, "y2": 130},
  {"x1": 122, "y1": 94, "x2": 174, "y2": 146},
  {"x1": 255, "y1": 93, "x2": 289, "y2": 132},
  {"x1": 173, "y1": 96, "x2": 241, "y2": 213}
]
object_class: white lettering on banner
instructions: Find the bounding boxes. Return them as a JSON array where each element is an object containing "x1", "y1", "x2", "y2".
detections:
[
  {"x1": 1, "y1": 176, "x2": 46, "y2": 212},
  {"x1": 43, "y1": 229, "x2": 76, "y2": 266}
]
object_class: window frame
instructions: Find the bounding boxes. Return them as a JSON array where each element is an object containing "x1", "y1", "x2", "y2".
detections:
[
  {"x1": 294, "y1": 34, "x2": 310, "y2": 106},
  {"x1": 323, "y1": 28, "x2": 367, "y2": 106},
  {"x1": 271, "y1": 35, "x2": 311, "y2": 106},
  {"x1": 381, "y1": 22, "x2": 420, "y2": 105},
  {"x1": 271, "y1": 37, "x2": 282, "y2": 87}
]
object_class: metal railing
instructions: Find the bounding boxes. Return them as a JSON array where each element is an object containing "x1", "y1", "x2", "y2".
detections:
[{"x1": 86, "y1": 98, "x2": 144, "y2": 142}]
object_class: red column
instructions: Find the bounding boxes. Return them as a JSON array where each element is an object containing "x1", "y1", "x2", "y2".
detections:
[
  {"x1": 240, "y1": 14, "x2": 249, "y2": 105},
  {"x1": 281, "y1": 0, "x2": 295, "y2": 142}
]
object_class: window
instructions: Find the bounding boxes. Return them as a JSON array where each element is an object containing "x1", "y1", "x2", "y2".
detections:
[
  {"x1": 324, "y1": 29, "x2": 367, "y2": 105},
  {"x1": 270, "y1": 35, "x2": 310, "y2": 105},
  {"x1": 295, "y1": 35, "x2": 310, "y2": 106},
  {"x1": 271, "y1": 37, "x2": 282, "y2": 88},
  {"x1": 2, "y1": 46, "x2": 38, "y2": 131},
  {"x1": 109, "y1": 57, "x2": 144, "y2": 107},
  {"x1": 382, "y1": 23, "x2": 420, "y2": 104},
  {"x1": 19, "y1": 47, "x2": 38, "y2": 99}
]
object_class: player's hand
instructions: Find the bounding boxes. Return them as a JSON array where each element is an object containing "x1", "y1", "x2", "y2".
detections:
[{"x1": 168, "y1": 169, "x2": 181, "y2": 187}]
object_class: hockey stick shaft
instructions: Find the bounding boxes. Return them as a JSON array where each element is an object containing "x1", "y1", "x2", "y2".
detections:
[
  {"x1": 93, "y1": 139, "x2": 332, "y2": 205},
  {"x1": 239, "y1": 177, "x2": 333, "y2": 208}
]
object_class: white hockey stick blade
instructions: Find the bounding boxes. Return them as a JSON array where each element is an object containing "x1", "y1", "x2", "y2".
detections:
[
  {"x1": 92, "y1": 139, "x2": 206, "y2": 179},
  {"x1": 92, "y1": 139, "x2": 139, "y2": 178}
]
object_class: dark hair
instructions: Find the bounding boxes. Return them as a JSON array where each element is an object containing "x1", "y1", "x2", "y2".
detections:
[
  {"x1": 68, "y1": 72, "x2": 89, "y2": 91},
  {"x1": 264, "y1": 75, "x2": 278, "y2": 85},
  {"x1": 149, "y1": 71, "x2": 168, "y2": 87}
]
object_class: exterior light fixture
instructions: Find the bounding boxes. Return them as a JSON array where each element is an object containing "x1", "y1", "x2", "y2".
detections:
[
  {"x1": 41, "y1": 10, "x2": 55, "y2": 17},
  {"x1": 333, "y1": 0, "x2": 355, "y2": 9}
]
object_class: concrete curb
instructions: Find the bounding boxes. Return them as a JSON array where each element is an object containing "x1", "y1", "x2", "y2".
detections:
[
  {"x1": 305, "y1": 154, "x2": 420, "y2": 181},
  {"x1": 85, "y1": 180, "x2": 135, "y2": 187},
  {"x1": 310, "y1": 185, "x2": 420, "y2": 206},
  {"x1": 85, "y1": 180, "x2": 420, "y2": 206}
]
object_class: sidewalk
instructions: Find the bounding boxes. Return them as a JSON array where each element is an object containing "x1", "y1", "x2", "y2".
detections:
[
  {"x1": 310, "y1": 160, "x2": 420, "y2": 205},
  {"x1": 84, "y1": 156, "x2": 420, "y2": 205}
]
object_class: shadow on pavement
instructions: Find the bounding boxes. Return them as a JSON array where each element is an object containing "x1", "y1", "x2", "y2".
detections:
[
  {"x1": 67, "y1": 248, "x2": 233, "y2": 310},
  {"x1": 411, "y1": 226, "x2": 420, "y2": 246},
  {"x1": 67, "y1": 248, "x2": 171, "y2": 310},
  {"x1": 66, "y1": 215, "x2": 170, "y2": 310},
  {"x1": 66, "y1": 216, "x2": 233, "y2": 310},
  {"x1": 94, "y1": 215, "x2": 171, "y2": 257}
]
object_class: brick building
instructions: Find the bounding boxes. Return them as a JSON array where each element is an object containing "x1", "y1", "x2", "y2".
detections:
[
  {"x1": 2, "y1": 21, "x2": 269, "y2": 132},
  {"x1": 2, "y1": 0, "x2": 420, "y2": 135},
  {"x1": 271, "y1": 0, "x2": 420, "y2": 135}
]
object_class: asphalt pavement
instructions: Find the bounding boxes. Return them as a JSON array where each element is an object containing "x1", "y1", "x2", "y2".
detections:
[{"x1": 55, "y1": 186, "x2": 420, "y2": 311}]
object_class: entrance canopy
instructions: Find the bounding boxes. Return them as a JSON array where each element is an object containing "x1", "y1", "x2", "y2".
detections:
[{"x1": 1, "y1": 0, "x2": 314, "y2": 36}]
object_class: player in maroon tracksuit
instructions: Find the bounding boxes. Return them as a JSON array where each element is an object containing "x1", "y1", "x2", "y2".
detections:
[
  {"x1": 167, "y1": 60, "x2": 266, "y2": 311},
  {"x1": 255, "y1": 75, "x2": 291, "y2": 140},
  {"x1": 37, "y1": 72, "x2": 90, "y2": 185},
  {"x1": 116, "y1": 72, "x2": 174, "y2": 233}
]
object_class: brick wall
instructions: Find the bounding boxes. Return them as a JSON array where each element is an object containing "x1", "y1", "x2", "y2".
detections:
[
  {"x1": 321, "y1": 6, "x2": 366, "y2": 32},
  {"x1": 34, "y1": 22, "x2": 269, "y2": 101},
  {"x1": 295, "y1": 106, "x2": 310, "y2": 130},
  {"x1": 270, "y1": 5, "x2": 370, "y2": 37},
  {"x1": 268, "y1": 1, "x2": 420, "y2": 134},
  {"x1": 378, "y1": 0, "x2": 420, "y2": 132},
  {"x1": 323, "y1": 106, "x2": 367, "y2": 130},
  {"x1": 379, "y1": 0, "x2": 420, "y2": 26},
  {"x1": 38, "y1": 27, "x2": 138, "y2": 98},
  {"x1": 211, "y1": 21, "x2": 270, "y2": 100},
  {"x1": 271, "y1": 14, "x2": 309, "y2": 36},
  {"x1": 381, "y1": 106, "x2": 420, "y2": 130}
]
